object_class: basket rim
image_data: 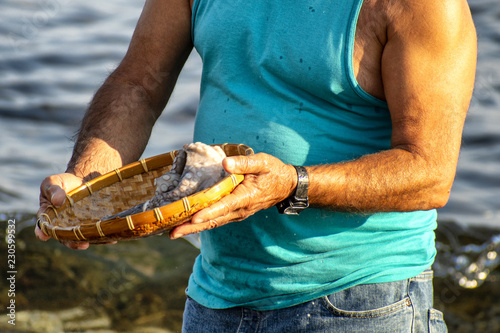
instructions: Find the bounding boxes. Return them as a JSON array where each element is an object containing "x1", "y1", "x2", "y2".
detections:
[{"x1": 37, "y1": 143, "x2": 253, "y2": 242}]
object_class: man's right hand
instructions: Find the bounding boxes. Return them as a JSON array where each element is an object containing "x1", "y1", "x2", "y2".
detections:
[
  {"x1": 35, "y1": 173, "x2": 91, "y2": 250},
  {"x1": 34, "y1": 0, "x2": 195, "y2": 249}
]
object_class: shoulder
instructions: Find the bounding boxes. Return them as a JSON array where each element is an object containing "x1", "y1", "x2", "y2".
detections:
[{"x1": 385, "y1": 0, "x2": 476, "y2": 45}]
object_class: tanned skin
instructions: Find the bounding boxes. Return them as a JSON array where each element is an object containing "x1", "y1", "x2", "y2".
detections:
[{"x1": 36, "y1": 0, "x2": 476, "y2": 248}]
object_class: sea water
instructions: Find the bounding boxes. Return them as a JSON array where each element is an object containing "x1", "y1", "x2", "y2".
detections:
[{"x1": 0, "y1": 0, "x2": 499, "y2": 287}]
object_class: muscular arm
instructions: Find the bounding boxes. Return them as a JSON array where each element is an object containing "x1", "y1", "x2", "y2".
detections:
[
  {"x1": 68, "y1": 0, "x2": 193, "y2": 180},
  {"x1": 171, "y1": 0, "x2": 477, "y2": 237},
  {"x1": 306, "y1": 0, "x2": 477, "y2": 212},
  {"x1": 36, "y1": 0, "x2": 193, "y2": 245}
]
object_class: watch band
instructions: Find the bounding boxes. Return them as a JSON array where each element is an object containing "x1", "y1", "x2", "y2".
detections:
[{"x1": 276, "y1": 165, "x2": 309, "y2": 215}]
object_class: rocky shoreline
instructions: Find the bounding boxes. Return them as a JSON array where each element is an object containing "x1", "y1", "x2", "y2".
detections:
[
  {"x1": 1, "y1": 214, "x2": 199, "y2": 333},
  {"x1": 1, "y1": 216, "x2": 499, "y2": 332},
  {"x1": 433, "y1": 221, "x2": 500, "y2": 333}
]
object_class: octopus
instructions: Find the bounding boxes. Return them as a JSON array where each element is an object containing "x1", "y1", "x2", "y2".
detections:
[{"x1": 103, "y1": 142, "x2": 228, "y2": 220}]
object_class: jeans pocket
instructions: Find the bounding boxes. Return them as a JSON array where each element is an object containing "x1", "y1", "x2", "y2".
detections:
[
  {"x1": 429, "y1": 308, "x2": 448, "y2": 333},
  {"x1": 321, "y1": 295, "x2": 412, "y2": 319}
]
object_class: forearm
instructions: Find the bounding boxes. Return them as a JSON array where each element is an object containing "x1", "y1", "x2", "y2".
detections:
[
  {"x1": 308, "y1": 0, "x2": 475, "y2": 214},
  {"x1": 64, "y1": 0, "x2": 194, "y2": 181},
  {"x1": 67, "y1": 78, "x2": 161, "y2": 180},
  {"x1": 306, "y1": 147, "x2": 455, "y2": 213}
]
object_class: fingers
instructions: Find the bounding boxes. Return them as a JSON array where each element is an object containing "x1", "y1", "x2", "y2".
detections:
[
  {"x1": 169, "y1": 186, "x2": 251, "y2": 239},
  {"x1": 34, "y1": 223, "x2": 91, "y2": 249},
  {"x1": 223, "y1": 153, "x2": 270, "y2": 175},
  {"x1": 169, "y1": 220, "x2": 219, "y2": 240},
  {"x1": 35, "y1": 172, "x2": 117, "y2": 249},
  {"x1": 34, "y1": 223, "x2": 51, "y2": 241},
  {"x1": 169, "y1": 153, "x2": 292, "y2": 239},
  {"x1": 36, "y1": 173, "x2": 87, "y2": 248},
  {"x1": 59, "y1": 239, "x2": 116, "y2": 249},
  {"x1": 47, "y1": 184, "x2": 68, "y2": 208},
  {"x1": 170, "y1": 153, "x2": 295, "y2": 240},
  {"x1": 61, "y1": 240, "x2": 91, "y2": 250},
  {"x1": 39, "y1": 174, "x2": 81, "y2": 208},
  {"x1": 191, "y1": 189, "x2": 247, "y2": 223},
  {"x1": 34, "y1": 220, "x2": 91, "y2": 249}
]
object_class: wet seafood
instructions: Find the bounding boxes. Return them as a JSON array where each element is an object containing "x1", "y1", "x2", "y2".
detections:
[{"x1": 103, "y1": 142, "x2": 228, "y2": 220}]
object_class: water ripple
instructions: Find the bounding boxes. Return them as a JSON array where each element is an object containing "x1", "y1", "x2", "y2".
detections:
[{"x1": 0, "y1": 0, "x2": 498, "y2": 233}]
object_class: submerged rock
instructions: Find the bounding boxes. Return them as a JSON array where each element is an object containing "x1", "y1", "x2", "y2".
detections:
[
  {"x1": 0, "y1": 310, "x2": 64, "y2": 333},
  {"x1": 1, "y1": 214, "x2": 499, "y2": 332},
  {"x1": 0, "y1": 217, "x2": 198, "y2": 332}
]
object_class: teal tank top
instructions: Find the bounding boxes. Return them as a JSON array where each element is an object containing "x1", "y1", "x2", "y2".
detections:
[{"x1": 189, "y1": 0, "x2": 437, "y2": 310}]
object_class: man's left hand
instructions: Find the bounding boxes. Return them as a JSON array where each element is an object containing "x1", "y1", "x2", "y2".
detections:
[{"x1": 169, "y1": 153, "x2": 297, "y2": 239}]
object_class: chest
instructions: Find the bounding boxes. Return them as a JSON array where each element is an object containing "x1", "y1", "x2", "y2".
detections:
[
  {"x1": 192, "y1": 0, "x2": 387, "y2": 104},
  {"x1": 192, "y1": 1, "x2": 360, "y2": 101},
  {"x1": 352, "y1": 0, "x2": 386, "y2": 100}
]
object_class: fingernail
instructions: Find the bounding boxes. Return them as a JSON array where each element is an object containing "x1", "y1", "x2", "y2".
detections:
[
  {"x1": 192, "y1": 217, "x2": 203, "y2": 224},
  {"x1": 225, "y1": 157, "x2": 235, "y2": 171},
  {"x1": 51, "y1": 192, "x2": 64, "y2": 207},
  {"x1": 76, "y1": 243, "x2": 90, "y2": 250},
  {"x1": 170, "y1": 232, "x2": 184, "y2": 240}
]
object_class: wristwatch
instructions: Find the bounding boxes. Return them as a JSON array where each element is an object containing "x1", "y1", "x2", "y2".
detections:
[{"x1": 276, "y1": 165, "x2": 309, "y2": 215}]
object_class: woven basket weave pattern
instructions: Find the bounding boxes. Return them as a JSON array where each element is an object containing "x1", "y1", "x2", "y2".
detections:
[{"x1": 38, "y1": 144, "x2": 252, "y2": 243}]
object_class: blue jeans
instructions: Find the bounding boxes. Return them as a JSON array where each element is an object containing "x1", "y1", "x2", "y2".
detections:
[{"x1": 182, "y1": 269, "x2": 447, "y2": 332}]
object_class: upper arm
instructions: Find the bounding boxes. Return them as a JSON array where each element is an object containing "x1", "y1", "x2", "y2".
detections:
[
  {"x1": 110, "y1": 0, "x2": 194, "y2": 113},
  {"x1": 382, "y1": 0, "x2": 476, "y2": 177}
]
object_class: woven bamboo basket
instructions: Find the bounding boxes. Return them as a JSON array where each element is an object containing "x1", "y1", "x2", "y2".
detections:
[{"x1": 37, "y1": 143, "x2": 253, "y2": 243}]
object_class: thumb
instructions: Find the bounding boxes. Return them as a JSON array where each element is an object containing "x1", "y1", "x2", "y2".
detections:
[
  {"x1": 40, "y1": 174, "x2": 82, "y2": 207},
  {"x1": 48, "y1": 184, "x2": 68, "y2": 207},
  {"x1": 223, "y1": 153, "x2": 270, "y2": 175}
]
